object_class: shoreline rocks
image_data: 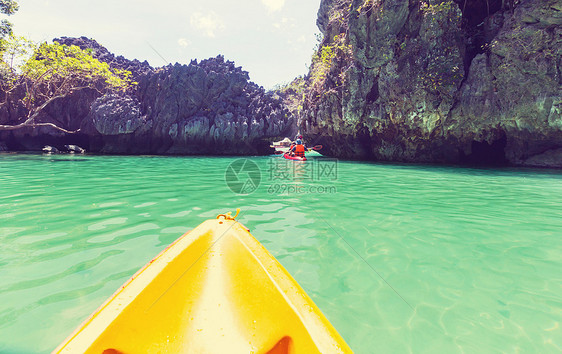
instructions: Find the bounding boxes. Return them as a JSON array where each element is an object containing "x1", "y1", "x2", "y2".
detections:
[{"x1": 42, "y1": 145, "x2": 59, "y2": 154}]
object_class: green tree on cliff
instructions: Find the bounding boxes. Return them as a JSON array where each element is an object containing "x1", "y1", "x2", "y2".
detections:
[
  {"x1": 0, "y1": 0, "x2": 18, "y2": 39},
  {"x1": 0, "y1": 38, "x2": 132, "y2": 133}
]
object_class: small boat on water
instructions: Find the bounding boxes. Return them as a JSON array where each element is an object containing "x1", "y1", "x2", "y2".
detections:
[
  {"x1": 273, "y1": 146, "x2": 291, "y2": 153},
  {"x1": 270, "y1": 137, "x2": 293, "y2": 153},
  {"x1": 54, "y1": 211, "x2": 351, "y2": 353},
  {"x1": 272, "y1": 137, "x2": 322, "y2": 157}
]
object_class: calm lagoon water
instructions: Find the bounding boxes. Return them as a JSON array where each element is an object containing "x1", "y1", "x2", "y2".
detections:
[{"x1": 0, "y1": 153, "x2": 561, "y2": 353}]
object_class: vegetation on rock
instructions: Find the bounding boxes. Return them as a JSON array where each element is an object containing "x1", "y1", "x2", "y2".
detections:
[
  {"x1": 275, "y1": 76, "x2": 306, "y2": 116},
  {"x1": 0, "y1": 36, "x2": 291, "y2": 154},
  {"x1": 309, "y1": 33, "x2": 353, "y2": 92},
  {"x1": 0, "y1": 37, "x2": 132, "y2": 133},
  {"x1": 292, "y1": 0, "x2": 562, "y2": 166},
  {"x1": 0, "y1": 0, "x2": 18, "y2": 39}
]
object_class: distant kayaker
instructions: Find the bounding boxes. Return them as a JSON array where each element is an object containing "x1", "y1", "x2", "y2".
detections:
[
  {"x1": 289, "y1": 134, "x2": 304, "y2": 148},
  {"x1": 289, "y1": 139, "x2": 307, "y2": 157}
]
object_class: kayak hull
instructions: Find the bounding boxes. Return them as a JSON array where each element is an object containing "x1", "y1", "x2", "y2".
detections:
[
  {"x1": 54, "y1": 218, "x2": 351, "y2": 353},
  {"x1": 283, "y1": 152, "x2": 307, "y2": 161},
  {"x1": 276, "y1": 147, "x2": 316, "y2": 154}
]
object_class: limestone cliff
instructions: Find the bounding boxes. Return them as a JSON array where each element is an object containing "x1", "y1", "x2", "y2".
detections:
[
  {"x1": 91, "y1": 56, "x2": 291, "y2": 154},
  {"x1": 0, "y1": 38, "x2": 292, "y2": 155},
  {"x1": 300, "y1": 0, "x2": 562, "y2": 167}
]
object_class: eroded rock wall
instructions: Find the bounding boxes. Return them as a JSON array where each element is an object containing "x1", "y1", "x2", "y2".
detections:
[
  {"x1": 301, "y1": 0, "x2": 562, "y2": 166},
  {"x1": 91, "y1": 56, "x2": 291, "y2": 154},
  {"x1": 0, "y1": 39, "x2": 293, "y2": 155}
]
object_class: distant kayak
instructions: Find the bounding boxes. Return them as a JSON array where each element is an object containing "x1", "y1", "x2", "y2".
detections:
[
  {"x1": 272, "y1": 143, "x2": 322, "y2": 155},
  {"x1": 274, "y1": 147, "x2": 317, "y2": 154},
  {"x1": 283, "y1": 152, "x2": 307, "y2": 161},
  {"x1": 54, "y1": 212, "x2": 351, "y2": 353}
]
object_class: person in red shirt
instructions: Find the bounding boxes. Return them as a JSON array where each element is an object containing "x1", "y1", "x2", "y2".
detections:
[{"x1": 289, "y1": 139, "x2": 307, "y2": 157}]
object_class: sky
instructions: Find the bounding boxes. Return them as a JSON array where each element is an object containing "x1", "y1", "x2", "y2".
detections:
[{"x1": 6, "y1": 0, "x2": 322, "y2": 89}]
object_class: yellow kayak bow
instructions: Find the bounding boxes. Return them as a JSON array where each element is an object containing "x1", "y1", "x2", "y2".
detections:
[{"x1": 54, "y1": 212, "x2": 352, "y2": 353}]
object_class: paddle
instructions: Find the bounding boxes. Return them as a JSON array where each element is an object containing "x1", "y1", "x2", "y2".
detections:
[{"x1": 273, "y1": 144, "x2": 322, "y2": 154}]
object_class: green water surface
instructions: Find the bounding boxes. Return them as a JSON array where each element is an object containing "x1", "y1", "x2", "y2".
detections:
[{"x1": 0, "y1": 153, "x2": 561, "y2": 353}]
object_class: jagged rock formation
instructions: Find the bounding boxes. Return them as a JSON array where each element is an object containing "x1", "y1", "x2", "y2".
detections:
[
  {"x1": 300, "y1": 0, "x2": 562, "y2": 167},
  {"x1": 89, "y1": 57, "x2": 292, "y2": 154},
  {"x1": 54, "y1": 37, "x2": 153, "y2": 79},
  {"x1": 0, "y1": 38, "x2": 292, "y2": 155}
]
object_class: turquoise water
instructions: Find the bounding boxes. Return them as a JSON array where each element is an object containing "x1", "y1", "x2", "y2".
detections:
[{"x1": 1, "y1": 153, "x2": 561, "y2": 353}]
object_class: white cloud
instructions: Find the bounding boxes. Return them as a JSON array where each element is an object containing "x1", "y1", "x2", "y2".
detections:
[
  {"x1": 190, "y1": 11, "x2": 225, "y2": 38},
  {"x1": 273, "y1": 17, "x2": 296, "y2": 30},
  {"x1": 287, "y1": 35, "x2": 307, "y2": 47},
  {"x1": 262, "y1": 0, "x2": 285, "y2": 13},
  {"x1": 177, "y1": 38, "x2": 191, "y2": 47}
]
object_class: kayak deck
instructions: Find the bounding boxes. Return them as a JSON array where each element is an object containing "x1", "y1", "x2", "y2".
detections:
[{"x1": 54, "y1": 217, "x2": 350, "y2": 353}]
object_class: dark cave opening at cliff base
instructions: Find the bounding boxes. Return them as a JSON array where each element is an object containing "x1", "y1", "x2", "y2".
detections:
[
  {"x1": 4, "y1": 132, "x2": 93, "y2": 153},
  {"x1": 459, "y1": 136, "x2": 508, "y2": 166}
]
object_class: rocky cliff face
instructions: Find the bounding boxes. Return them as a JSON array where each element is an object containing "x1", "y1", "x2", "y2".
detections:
[
  {"x1": 91, "y1": 56, "x2": 291, "y2": 154},
  {"x1": 301, "y1": 0, "x2": 562, "y2": 167},
  {"x1": 0, "y1": 38, "x2": 292, "y2": 155}
]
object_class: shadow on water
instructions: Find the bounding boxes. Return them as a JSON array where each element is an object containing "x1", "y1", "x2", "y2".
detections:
[
  {"x1": 332, "y1": 157, "x2": 562, "y2": 180},
  {"x1": 0, "y1": 152, "x2": 89, "y2": 162},
  {"x1": 47, "y1": 158, "x2": 90, "y2": 162}
]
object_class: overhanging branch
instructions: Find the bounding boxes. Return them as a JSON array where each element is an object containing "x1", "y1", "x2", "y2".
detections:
[{"x1": 0, "y1": 121, "x2": 81, "y2": 133}]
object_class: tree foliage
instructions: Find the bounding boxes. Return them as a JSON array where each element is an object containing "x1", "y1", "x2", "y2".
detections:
[
  {"x1": 22, "y1": 41, "x2": 131, "y2": 98},
  {"x1": 0, "y1": 0, "x2": 18, "y2": 38},
  {"x1": 0, "y1": 37, "x2": 132, "y2": 132},
  {"x1": 0, "y1": 35, "x2": 33, "y2": 86}
]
